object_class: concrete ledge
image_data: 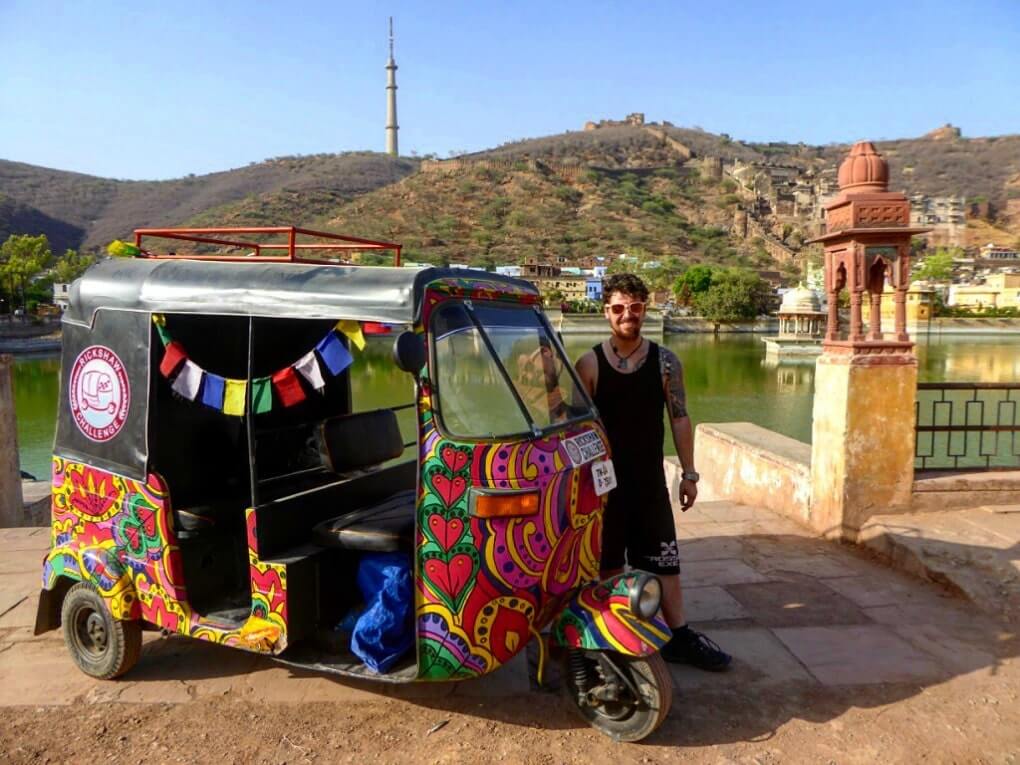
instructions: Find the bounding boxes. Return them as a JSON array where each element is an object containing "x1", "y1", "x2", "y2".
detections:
[
  {"x1": 692, "y1": 422, "x2": 812, "y2": 526},
  {"x1": 912, "y1": 470, "x2": 1020, "y2": 513}
]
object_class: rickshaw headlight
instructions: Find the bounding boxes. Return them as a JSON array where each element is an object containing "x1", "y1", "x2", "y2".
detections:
[{"x1": 629, "y1": 574, "x2": 662, "y2": 620}]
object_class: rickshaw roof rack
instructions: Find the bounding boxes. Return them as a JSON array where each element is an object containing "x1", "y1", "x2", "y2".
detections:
[
  {"x1": 132, "y1": 226, "x2": 402, "y2": 266},
  {"x1": 64, "y1": 257, "x2": 538, "y2": 327}
]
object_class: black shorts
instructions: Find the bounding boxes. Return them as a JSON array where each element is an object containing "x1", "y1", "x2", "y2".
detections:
[{"x1": 600, "y1": 483, "x2": 681, "y2": 576}]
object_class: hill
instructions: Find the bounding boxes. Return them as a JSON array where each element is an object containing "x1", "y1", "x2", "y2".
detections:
[
  {"x1": 317, "y1": 161, "x2": 768, "y2": 271},
  {"x1": 3, "y1": 123, "x2": 1019, "y2": 271},
  {"x1": 0, "y1": 153, "x2": 418, "y2": 251}
]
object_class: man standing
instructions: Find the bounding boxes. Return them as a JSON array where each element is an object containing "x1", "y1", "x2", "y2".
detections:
[{"x1": 575, "y1": 273, "x2": 731, "y2": 670}]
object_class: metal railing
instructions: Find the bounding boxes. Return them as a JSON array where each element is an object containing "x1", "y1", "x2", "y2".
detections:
[{"x1": 915, "y1": 383, "x2": 1020, "y2": 471}]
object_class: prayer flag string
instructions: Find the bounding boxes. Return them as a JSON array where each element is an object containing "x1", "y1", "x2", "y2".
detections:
[{"x1": 151, "y1": 314, "x2": 362, "y2": 416}]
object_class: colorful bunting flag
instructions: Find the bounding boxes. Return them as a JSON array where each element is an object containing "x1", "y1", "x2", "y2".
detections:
[
  {"x1": 156, "y1": 320, "x2": 354, "y2": 417},
  {"x1": 272, "y1": 367, "x2": 306, "y2": 407},
  {"x1": 201, "y1": 372, "x2": 226, "y2": 410},
  {"x1": 337, "y1": 320, "x2": 366, "y2": 351},
  {"x1": 171, "y1": 360, "x2": 203, "y2": 400},
  {"x1": 107, "y1": 239, "x2": 142, "y2": 258},
  {"x1": 159, "y1": 341, "x2": 188, "y2": 378},
  {"x1": 293, "y1": 350, "x2": 326, "y2": 391},
  {"x1": 252, "y1": 377, "x2": 273, "y2": 414},
  {"x1": 152, "y1": 314, "x2": 171, "y2": 347},
  {"x1": 316, "y1": 332, "x2": 353, "y2": 376},
  {"x1": 223, "y1": 379, "x2": 248, "y2": 416}
]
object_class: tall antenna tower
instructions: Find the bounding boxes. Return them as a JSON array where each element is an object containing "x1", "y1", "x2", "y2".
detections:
[{"x1": 385, "y1": 17, "x2": 399, "y2": 157}]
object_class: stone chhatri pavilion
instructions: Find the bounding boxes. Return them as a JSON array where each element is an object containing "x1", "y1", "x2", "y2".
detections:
[
  {"x1": 807, "y1": 141, "x2": 930, "y2": 538},
  {"x1": 762, "y1": 284, "x2": 826, "y2": 361}
]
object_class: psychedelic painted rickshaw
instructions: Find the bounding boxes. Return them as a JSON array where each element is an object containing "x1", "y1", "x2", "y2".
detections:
[{"x1": 35, "y1": 227, "x2": 674, "y2": 741}]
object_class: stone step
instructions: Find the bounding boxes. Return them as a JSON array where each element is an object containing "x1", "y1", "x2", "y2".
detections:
[{"x1": 857, "y1": 509, "x2": 1020, "y2": 619}]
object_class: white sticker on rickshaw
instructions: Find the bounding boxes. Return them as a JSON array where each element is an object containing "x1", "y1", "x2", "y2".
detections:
[
  {"x1": 592, "y1": 459, "x2": 617, "y2": 496},
  {"x1": 69, "y1": 345, "x2": 130, "y2": 443},
  {"x1": 562, "y1": 430, "x2": 607, "y2": 467}
]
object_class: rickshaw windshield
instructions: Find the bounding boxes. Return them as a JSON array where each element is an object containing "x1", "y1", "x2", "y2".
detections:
[{"x1": 431, "y1": 301, "x2": 595, "y2": 440}]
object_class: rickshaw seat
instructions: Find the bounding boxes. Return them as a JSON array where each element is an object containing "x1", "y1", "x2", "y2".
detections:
[
  {"x1": 172, "y1": 501, "x2": 237, "y2": 537},
  {"x1": 316, "y1": 409, "x2": 404, "y2": 475},
  {"x1": 312, "y1": 490, "x2": 416, "y2": 552}
]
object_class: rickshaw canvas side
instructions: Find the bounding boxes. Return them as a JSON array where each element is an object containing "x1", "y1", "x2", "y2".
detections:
[{"x1": 42, "y1": 458, "x2": 288, "y2": 651}]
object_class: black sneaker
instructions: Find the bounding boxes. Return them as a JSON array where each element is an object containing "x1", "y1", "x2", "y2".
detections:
[{"x1": 661, "y1": 628, "x2": 732, "y2": 671}]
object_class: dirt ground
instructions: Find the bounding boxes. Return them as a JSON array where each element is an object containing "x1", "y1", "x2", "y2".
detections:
[
  {"x1": 2, "y1": 659, "x2": 1020, "y2": 764},
  {"x1": 6, "y1": 502, "x2": 1020, "y2": 764}
]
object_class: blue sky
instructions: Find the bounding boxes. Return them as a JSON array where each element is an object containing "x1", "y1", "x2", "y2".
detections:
[{"x1": 2, "y1": 0, "x2": 1018, "y2": 180}]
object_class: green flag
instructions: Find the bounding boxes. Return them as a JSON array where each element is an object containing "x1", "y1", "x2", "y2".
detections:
[{"x1": 252, "y1": 377, "x2": 273, "y2": 414}]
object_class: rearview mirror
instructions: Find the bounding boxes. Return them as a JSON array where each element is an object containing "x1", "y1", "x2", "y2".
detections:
[{"x1": 393, "y1": 330, "x2": 426, "y2": 374}]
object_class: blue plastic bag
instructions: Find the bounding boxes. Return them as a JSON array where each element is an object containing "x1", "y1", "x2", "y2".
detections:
[{"x1": 350, "y1": 552, "x2": 414, "y2": 673}]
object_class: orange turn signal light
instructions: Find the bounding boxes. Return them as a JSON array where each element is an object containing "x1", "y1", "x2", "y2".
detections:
[{"x1": 472, "y1": 491, "x2": 540, "y2": 518}]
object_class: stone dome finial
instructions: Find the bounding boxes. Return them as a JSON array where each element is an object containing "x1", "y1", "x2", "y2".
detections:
[{"x1": 837, "y1": 141, "x2": 889, "y2": 193}]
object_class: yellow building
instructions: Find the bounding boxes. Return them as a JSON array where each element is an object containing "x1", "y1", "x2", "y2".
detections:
[
  {"x1": 529, "y1": 275, "x2": 588, "y2": 302},
  {"x1": 948, "y1": 273, "x2": 1020, "y2": 310},
  {"x1": 880, "y1": 282, "x2": 936, "y2": 323}
]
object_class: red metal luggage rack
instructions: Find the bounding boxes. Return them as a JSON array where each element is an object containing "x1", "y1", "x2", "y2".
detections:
[{"x1": 133, "y1": 226, "x2": 402, "y2": 267}]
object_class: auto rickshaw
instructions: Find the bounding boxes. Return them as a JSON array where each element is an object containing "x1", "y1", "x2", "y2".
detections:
[{"x1": 35, "y1": 226, "x2": 674, "y2": 741}]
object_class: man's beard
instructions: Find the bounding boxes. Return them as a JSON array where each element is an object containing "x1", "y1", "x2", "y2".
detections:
[{"x1": 613, "y1": 320, "x2": 641, "y2": 340}]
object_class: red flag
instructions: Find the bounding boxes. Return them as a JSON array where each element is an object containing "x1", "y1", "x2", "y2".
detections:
[
  {"x1": 272, "y1": 366, "x2": 307, "y2": 407},
  {"x1": 159, "y1": 341, "x2": 188, "y2": 378}
]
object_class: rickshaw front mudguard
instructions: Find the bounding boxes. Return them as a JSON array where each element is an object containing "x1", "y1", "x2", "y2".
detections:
[
  {"x1": 34, "y1": 543, "x2": 140, "y2": 634},
  {"x1": 551, "y1": 572, "x2": 672, "y2": 657}
]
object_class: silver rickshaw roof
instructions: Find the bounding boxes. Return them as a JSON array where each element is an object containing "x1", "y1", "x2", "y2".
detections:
[{"x1": 63, "y1": 258, "x2": 537, "y2": 328}]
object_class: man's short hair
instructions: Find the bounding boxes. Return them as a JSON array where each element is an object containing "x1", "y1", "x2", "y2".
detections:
[{"x1": 603, "y1": 273, "x2": 649, "y2": 303}]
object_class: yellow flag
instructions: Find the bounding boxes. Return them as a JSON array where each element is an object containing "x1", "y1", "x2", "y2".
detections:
[
  {"x1": 336, "y1": 320, "x2": 366, "y2": 351},
  {"x1": 223, "y1": 378, "x2": 248, "y2": 416}
]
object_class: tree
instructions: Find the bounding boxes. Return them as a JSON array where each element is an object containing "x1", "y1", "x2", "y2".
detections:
[
  {"x1": 915, "y1": 248, "x2": 958, "y2": 282},
  {"x1": 52, "y1": 249, "x2": 97, "y2": 283},
  {"x1": 0, "y1": 234, "x2": 52, "y2": 315},
  {"x1": 673, "y1": 264, "x2": 715, "y2": 305},
  {"x1": 693, "y1": 268, "x2": 773, "y2": 329}
]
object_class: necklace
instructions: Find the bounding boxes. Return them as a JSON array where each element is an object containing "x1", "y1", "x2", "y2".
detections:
[{"x1": 609, "y1": 339, "x2": 644, "y2": 370}]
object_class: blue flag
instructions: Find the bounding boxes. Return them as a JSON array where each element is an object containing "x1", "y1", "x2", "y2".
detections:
[
  {"x1": 316, "y1": 332, "x2": 353, "y2": 376},
  {"x1": 200, "y1": 372, "x2": 226, "y2": 410}
]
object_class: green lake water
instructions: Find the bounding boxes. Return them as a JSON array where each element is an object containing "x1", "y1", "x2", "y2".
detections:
[{"x1": 12, "y1": 333, "x2": 1020, "y2": 479}]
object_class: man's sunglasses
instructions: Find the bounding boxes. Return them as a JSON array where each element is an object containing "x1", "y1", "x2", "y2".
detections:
[{"x1": 607, "y1": 302, "x2": 646, "y2": 316}]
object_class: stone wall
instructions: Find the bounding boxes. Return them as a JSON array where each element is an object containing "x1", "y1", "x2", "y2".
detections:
[
  {"x1": 0, "y1": 356, "x2": 24, "y2": 527},
  {"x1": 692, "y1": 423, "x2": 813, "y2": 526},
  {"x1": 665, "y1": 317, "x2": 778, "y2": 333},
  {"x1": 641, "y1": 127, "x2": 693, "y2": 160},
  {"x1": 420, "y1": 158, "x2": 585, "y2": 181}
]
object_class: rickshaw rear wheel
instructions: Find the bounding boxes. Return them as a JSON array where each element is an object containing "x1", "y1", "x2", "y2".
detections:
[
  {"x1": 61, "y1": 582, "x2": 141, "y2": 680},
  {"x1": 561, "y1": 650, "x2": 673, "y2": 743}
]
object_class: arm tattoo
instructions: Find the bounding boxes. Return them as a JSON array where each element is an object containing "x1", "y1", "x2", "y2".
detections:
[{"x1": 659, "y1": 346, "x2": 688, "y2": 419}]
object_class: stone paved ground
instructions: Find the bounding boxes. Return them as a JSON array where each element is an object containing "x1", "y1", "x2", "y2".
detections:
[{"x1": 3, "y1": 501, "x2": 1020, "y2": 763}]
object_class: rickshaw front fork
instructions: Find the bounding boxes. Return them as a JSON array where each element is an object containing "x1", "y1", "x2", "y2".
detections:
[{"x1": 568, "y1": 650, "x2": 643, "y2": 707}]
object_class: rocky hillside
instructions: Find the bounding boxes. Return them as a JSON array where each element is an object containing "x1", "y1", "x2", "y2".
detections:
[
  {"x1": 317, "y1": 162, "x2": 761, "y2": 268},
  {"x1": 0, "y1": 153, "x2": 418, "y2": 251},
  {"x1": 3, "y1": 124, "x2": 1018, "y2": 265}
]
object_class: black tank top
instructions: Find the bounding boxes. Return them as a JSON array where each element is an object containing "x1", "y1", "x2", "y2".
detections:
[{"x1": 592, "y1": 341, "x2": 666, "y2": 490}]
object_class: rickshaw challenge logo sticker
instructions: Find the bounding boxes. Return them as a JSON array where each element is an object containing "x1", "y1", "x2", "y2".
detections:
[{"x1": 69, "y1": 345, "x2": 130, "y2": 442}]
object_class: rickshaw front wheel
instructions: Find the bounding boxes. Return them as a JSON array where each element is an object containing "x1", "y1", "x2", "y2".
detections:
[
  {"x1": 61, "y1": 582, "x2": 141, "y2": 680},
  {"x1": 561, "y1": 650, "x2": 673, "y2": 743}
]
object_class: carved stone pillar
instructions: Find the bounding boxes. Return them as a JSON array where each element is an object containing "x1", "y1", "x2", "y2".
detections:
[
  {"x1": 849, "y1": 290, "x2": 864, "y2": 342},
  {"x1": 894, "y1": 289, "x2": 908, "y2": 341},
  {"x1": 868, "y1": 291, "x2": 883, "y2": 340},
  {"x1": 826, "y1": 292, "x2": 839, "y2": 341}
]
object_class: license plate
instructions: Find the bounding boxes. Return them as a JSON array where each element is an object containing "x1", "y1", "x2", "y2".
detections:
[
  {"x1": 563, "y1": 430, "x2": 607, "y2": 467},
  {"x1": 592, "y1": 459, "x2": 617, "y2": 496}
]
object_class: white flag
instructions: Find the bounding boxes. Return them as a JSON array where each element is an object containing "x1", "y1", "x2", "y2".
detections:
[
  {"x1": 294, "y1": 350, "x2": 326, "y2": 391},
  {"x1": 171, "y1": 359, "x2": 203, "y2": 401}
]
